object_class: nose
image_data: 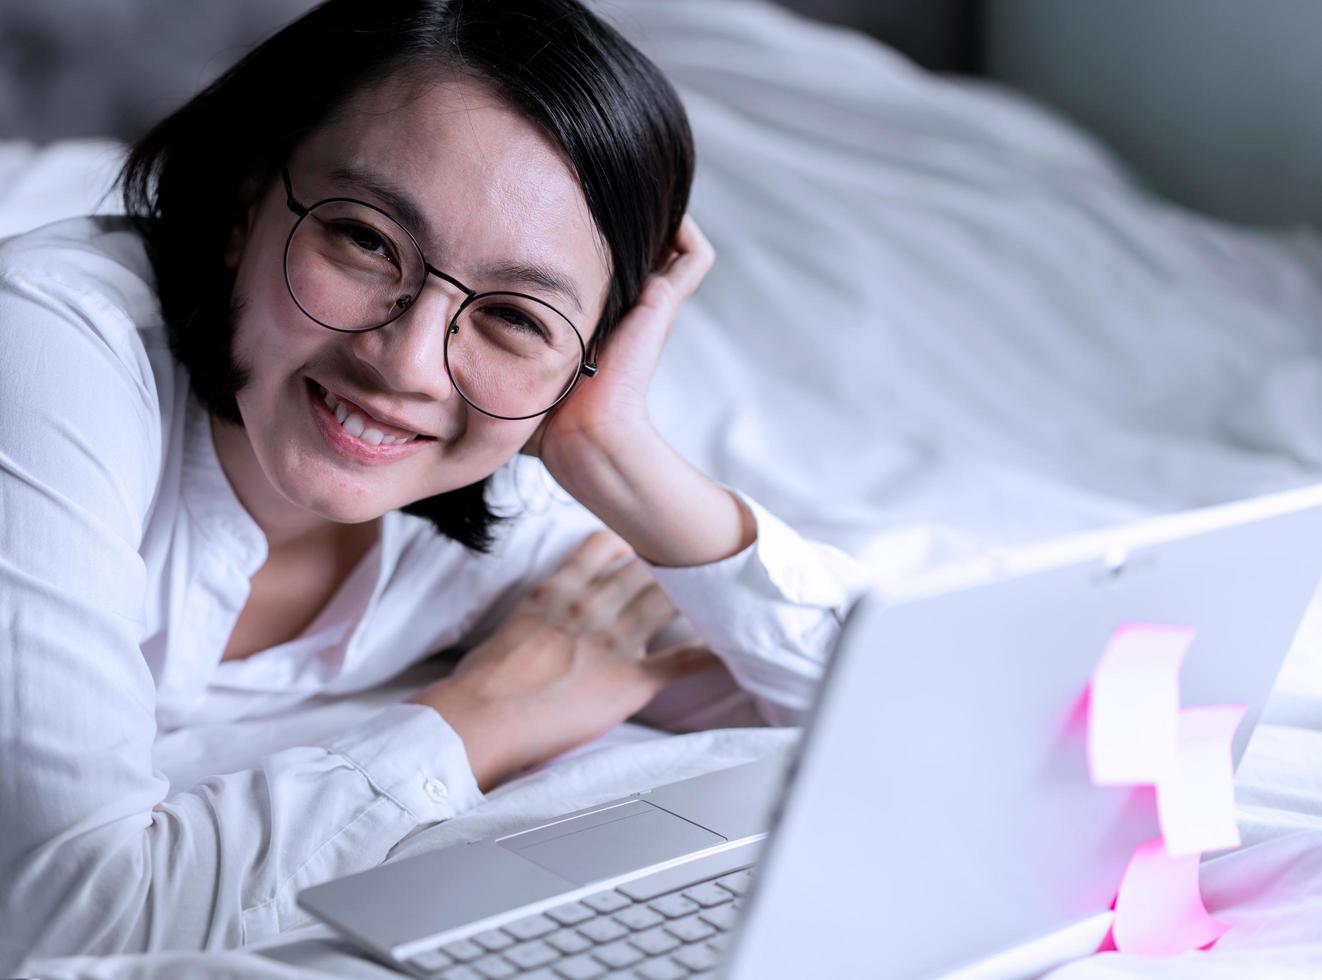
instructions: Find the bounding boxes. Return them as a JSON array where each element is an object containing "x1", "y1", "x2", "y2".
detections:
[{"x1": 348, "y1": 278, "x2": 465, "y2": 402}]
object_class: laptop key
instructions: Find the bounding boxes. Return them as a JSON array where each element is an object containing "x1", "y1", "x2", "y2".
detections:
[
  {"x1": 664, "y1": 913, "x2": 716, "y2": 944},
  {"x1": 635, "y1": 958, "x2": 688, "y2": 980},
  {"x1": 649, "y1": 893, "x2": 699, "y2": 919},
  {"x1": 472, "y1": 929, "x2": 515, "y2": 952},
  {"x1": 553, "y1": 954, "x2": 607, "y2": 979},
  {"x1": 547, "y1": 901, "x2": 596, "y2": 926},
  {"x1": 682, "y1": 882, "x2": 734, "y2": 908},
  {"x1": 547, "y1": 928, "x2": 594, "y2": 955},
  {"x1": 441, "y1": 939, "x2": 485, "y2": 962},
  {"x1": 591, "y1": 940, "x2": 644, "y2": 968},
  {"x1": 707, "y1": 931, "x2": 733, "y2": 952},
  {"x1": 504, "y1": 940, "x2": 560, "y2": 970},
  {"x1": 471, "y1": 955, "x2": 517, "y2": 979},
  {"x1": 613, "y1": 905, "x2": 664, "y2": 931},
  {"x1": 440, "y1": 967, "x2": 484, "y2": 980},
  {"x1": 699, "y1": 904, "x2": 739, "y2": 931},
  {"x1": 582, "y1": 891, "x2": 632, "y2": 914},
  {"x1": 408, "y1": 948, "x2": 454, "y2": 973},
  {"x1": 673, "y1": 943, "x2": 722, "y2": 972},
  {"x1": 505, "y1": 913, "x2": 558, "y2": 941},
  {"x1": 627, "y1": 925, "x2": 680, "y2": 956},
  {"x1": 578, "y1": 917, "x2": 629, "y2": 944},
  {"x1": 715, "y1": 870, "x2": 752, "y2": 896}
]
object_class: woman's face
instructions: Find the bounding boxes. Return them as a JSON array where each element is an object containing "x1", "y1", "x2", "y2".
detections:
[{"x1": 224, "y1": 70, "x2": 611, "y2": 524}]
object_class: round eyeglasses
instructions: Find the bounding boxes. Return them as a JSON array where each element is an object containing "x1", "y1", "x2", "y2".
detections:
[{"x1": 280, "y1": 167, "x2": 597, "y2": 421}]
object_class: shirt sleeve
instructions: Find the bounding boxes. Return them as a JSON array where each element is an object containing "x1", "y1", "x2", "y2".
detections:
[
  {"x1": 643, "y1": 487, "x2": 877, "y2": 725},
  {"x1": 0, "y1": 261, "x2": 481, "y2": 970}
]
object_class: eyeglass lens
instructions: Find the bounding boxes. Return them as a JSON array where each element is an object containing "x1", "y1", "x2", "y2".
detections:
[{"x1": 285, "y1": 200, "x2": 583, "y2": 419}]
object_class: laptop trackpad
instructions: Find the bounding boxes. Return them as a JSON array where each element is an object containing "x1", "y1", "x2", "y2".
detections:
[{"x1": 498, "y1": 801, "x2": 726, "y2": 886}]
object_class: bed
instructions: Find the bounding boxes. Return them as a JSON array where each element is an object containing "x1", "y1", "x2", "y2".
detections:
[{"x1": 6, "y1": 0, "x2": 1322, "y2": 976}]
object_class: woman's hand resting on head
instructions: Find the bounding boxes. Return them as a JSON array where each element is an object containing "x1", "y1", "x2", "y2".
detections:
[
  {"x1": 521, "y1": 214, "x2": 715, "y2": 472},
  {"x1": 409, "y1": 529, "x2": 720, "y2": 791},
  {"x1": 507, "y1": 214, "x2": 755, "y2": 571}
]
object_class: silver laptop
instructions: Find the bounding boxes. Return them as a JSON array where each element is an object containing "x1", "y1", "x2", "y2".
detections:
[{"x1": 299, "y1": 484, "x2": 1322, "y2": 979}]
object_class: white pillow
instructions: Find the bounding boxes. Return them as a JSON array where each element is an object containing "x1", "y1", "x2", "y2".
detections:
[
  {"x1": 600, "y1": 0, "x2": 1322, "y2": 566},
  {"x1": 0, "y1": 138, "x2": 124, "y2": 239}
]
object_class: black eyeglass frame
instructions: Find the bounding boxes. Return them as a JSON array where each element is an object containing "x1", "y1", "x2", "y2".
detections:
[{"x1": 279, "y1": 166, "x2": 599, "y2": 422}]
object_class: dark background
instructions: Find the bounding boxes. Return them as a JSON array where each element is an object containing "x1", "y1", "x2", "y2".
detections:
[{"x1": 1, "y1": 0, "x2": 1318, "y2": 228}]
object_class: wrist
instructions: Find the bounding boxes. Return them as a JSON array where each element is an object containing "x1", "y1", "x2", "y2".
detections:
[
  {"x1": 410, "y1": 680, "x2": 521, "y2": 792},
  {"x1": 543, "y1": 420, "x2": 660, "y2": 500}
]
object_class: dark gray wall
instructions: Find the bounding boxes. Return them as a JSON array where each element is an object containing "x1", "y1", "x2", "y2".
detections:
[
  {"x1": 984, "y1": 0, "x2": 1322, "y2": 229},
  {"x1": 0, "y1": 0, "x2": 316, "y2": 142},
  {"x1": 773, "y1": 0, "x2": 976, "y2": 72}
]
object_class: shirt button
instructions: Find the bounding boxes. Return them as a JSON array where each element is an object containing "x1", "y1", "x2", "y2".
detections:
[{"x1": 423, "y1": 778, "x2": 449, "y2": 803}]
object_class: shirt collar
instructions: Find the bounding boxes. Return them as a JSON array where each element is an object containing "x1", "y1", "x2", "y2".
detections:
[{"x1": 180, "y1": 392, "x2": 269, "y2": 576}]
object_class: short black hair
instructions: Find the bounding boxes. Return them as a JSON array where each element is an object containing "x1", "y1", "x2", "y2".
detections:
[{"x1": 120, "y1": 0, "x2": 694, "y2": 553}]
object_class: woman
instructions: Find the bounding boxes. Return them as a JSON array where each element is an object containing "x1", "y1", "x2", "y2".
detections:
[{"x1": 0, "y1": 0, "x2": 869, "y2": 966}]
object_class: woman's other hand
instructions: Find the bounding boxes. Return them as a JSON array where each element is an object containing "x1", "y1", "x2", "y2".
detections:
[
  {"x1": 409, "y1": 529, "x2": 719, "y2": 790},
  {"x1": 521, "y1": 214, "x2": 715, "y2": 469}
]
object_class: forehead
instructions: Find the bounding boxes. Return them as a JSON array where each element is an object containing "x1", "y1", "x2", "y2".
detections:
[{"x1": 295, "y1": 70, "x2": 610, "y2": 314}]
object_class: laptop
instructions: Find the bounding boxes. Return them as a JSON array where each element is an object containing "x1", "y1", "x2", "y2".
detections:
[{"x1": 299, "y1": 483, "x2": 1322, "y2": 979}]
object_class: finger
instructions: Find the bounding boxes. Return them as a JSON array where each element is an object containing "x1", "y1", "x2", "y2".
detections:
[
  {"x1": 661, "y1": 215, "x2": 715, "y2": 295},
  {"x1": 635, "y1": 218, "x2": 714, "y2": 318},
  {"x1": 579, "y1": 557, "x2": 660, "y2": 629},
  {"x1": 637, "y1": 643, "x2": 723, "y2": 688},
  {"x1": 534, "y1": 529, "x2": 632, "y2": 607},
  {"x1": 615, "y1": 582, "x2": 681, "y2": 646},
  {"x1": 675, "y1": 214, "x2": 712, "y2": 260}
]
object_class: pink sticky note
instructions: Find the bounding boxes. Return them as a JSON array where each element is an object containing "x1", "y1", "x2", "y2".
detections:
[
  {"x1": 1156, "y1": 704, "x2": 1246, "y2": 856},
  {"x1": 1087, "y1": 623, "x2": 1195, "y2": 786},
  {"x1": 1112, "y1": 838, "x2": 1229, "y2": 955}
]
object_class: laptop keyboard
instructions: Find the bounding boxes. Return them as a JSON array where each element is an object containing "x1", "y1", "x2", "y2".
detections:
[{"x1": 402, "y1": 867, "x2": 753, "y2": 979}]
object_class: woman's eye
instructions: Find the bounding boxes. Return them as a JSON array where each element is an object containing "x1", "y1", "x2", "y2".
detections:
[
  {"x1": 336, "y1": 222, "x2": 392, "y2": 260},
  {"x1": 494, "y1": 307, "x2": 548, "y2": 339}
]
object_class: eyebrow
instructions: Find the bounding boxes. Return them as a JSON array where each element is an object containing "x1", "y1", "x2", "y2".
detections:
[{"x1": 326, "y1": 165, "x2": 585, "y2": 313}]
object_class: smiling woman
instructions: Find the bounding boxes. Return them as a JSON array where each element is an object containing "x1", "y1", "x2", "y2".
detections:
[
  {"x1": 120, "y1": 0, "x2": 689, "y2": 550},
  {"x1": 0, "y1": 0, "x2": 872, "y2": 969}
]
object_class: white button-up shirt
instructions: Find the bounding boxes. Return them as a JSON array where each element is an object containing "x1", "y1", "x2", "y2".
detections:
[{"x1": 0, "y1": 216, "x2": 872, "y2": 968}]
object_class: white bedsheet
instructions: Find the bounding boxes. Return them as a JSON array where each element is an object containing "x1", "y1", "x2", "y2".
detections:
[{"x1": 9, "y1": 0, "x2": 1322, "y2": 975}]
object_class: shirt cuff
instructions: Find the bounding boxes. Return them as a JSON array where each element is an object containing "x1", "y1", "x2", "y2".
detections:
[
  {"x1": 323, "y1": 702, "x2": 484, "y2": 822},
  {"x1": 644, "y1": 486, "x2": 851, "y2": 610},
  {"x1": 640, "y1": 487, "x2": 866, "y2": 722}
]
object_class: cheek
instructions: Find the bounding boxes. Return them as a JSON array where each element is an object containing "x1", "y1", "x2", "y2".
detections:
[
  {"x1": 230, "y1": 257, "x2": 325, "y2": 382},
  {"x1": 389, "y1": 422, "x2": 533, "y2": 507},
  {"x1": 421, "y1": 418, "x2": 539, "y2": 482}
]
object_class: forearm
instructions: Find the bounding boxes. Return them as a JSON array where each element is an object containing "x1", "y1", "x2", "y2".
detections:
[
  {"x1": 552, "y1": 424, "x2": 757, "y2": 568},
  {"x1": 1, "y1": 704, "x2": 476, "y2": 967}
]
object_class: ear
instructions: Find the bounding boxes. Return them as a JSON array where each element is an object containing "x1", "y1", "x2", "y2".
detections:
[
  {"x1": 223, "y1": 171, "x2": 270, "y2": 271},
  {"x1": 223, "y1": 221, "x2": 247, "y2": 271}
]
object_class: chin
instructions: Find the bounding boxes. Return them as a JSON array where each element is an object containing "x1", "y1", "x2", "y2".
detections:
[
  {"x1": 271, "y1": 455, "x2": 388, "y2": 525},
  {"x1": 294, "y1": 487, "x2": 389, "y2": 525}
]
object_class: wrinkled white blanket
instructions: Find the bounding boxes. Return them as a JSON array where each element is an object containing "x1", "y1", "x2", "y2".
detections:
[{"x1": 9, "y1": 0, "x2": 1322, "y2": 975}]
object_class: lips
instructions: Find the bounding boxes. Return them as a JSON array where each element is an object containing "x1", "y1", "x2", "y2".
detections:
[{"x1": 305, "y1": 379, "x2": 435, "y2": 464}]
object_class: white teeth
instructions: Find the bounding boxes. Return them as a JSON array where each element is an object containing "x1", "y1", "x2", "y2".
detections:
[{"x1": 315, "y1": 380, "x2": 420, "y2": 448}]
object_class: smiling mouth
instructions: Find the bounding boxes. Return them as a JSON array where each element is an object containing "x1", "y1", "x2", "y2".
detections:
[{"x1": 307, "y1": 379, "x2": 436, "y2": 448}]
